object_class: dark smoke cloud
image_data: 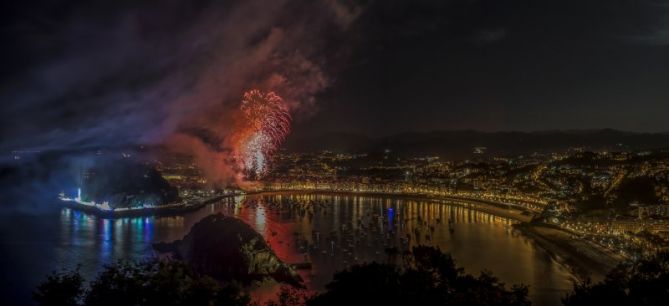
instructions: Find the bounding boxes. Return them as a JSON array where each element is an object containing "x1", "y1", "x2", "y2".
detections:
[
  {"x1": 0, "y1": 0, "x2": 365, "y2": 209},
  {"x1": 0, "y1": 0, "x2": 362, "y2": 153}
]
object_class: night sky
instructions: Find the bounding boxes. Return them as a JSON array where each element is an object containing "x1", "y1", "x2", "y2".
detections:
[
  {"x1": 303, "y1": 0, "x2": 669, "y2": 135},
  {"x1": 2, "y1": 0, "x2": 669, "y2": 153}
]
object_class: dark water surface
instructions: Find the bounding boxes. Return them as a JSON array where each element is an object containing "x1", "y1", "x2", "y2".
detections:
[{"x1": 0, "y1": 193, "x2": 573, "y2": 305}]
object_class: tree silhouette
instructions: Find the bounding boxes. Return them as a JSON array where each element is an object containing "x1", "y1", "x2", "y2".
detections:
[
  {"x1": 34, "y1": 267, "x2": 84, "y2": 306},
  {"x1": 563, "y1": 252, "x2": 669, "y2": 306},
  {"x1": 306, "y1": 246, "x2": 530, "y2": 306},
  {"x1": 39, "y1": 249, "x2": 669, "y2": 306},
  {"x1": 34, "y1": 260, "x2": 249, "y2": 306}
]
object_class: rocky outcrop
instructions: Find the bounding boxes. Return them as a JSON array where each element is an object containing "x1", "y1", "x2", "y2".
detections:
[{"x1": 154, "y1": 214, "x2": 303, "y2": 287}]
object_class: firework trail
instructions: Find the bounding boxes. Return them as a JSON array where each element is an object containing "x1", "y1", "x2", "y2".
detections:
[{"x1": 234, "y1": 89, "x2": 291, "y2": 179}]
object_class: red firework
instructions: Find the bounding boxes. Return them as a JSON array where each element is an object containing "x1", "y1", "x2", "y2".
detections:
[{"x1": 235, "y1": 89, "x2": 291, "y2": 178}]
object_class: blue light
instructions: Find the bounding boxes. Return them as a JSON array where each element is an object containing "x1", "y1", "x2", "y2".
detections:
[{"x1": 387, "y1": 207, "x2": 395, "y2": 231}]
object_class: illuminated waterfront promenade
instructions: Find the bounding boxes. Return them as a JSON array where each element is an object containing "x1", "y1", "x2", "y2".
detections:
[
  {"x1": 259, "y1": 182, "x2": 669, "y2": 260},
  {"x1": 58, "y1": 190, "x2": 240, "y2": 217},
  {"x1": 260, "y1": 181, "x2": 547, "y2": 214},
  {"x1": 58, "y1": 180, "x2": 668, "y2": 261}
]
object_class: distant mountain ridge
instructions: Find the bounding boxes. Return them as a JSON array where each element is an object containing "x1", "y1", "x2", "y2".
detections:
[{"x1": 284, "y1": 129, "x2": 669, "y2": 159}]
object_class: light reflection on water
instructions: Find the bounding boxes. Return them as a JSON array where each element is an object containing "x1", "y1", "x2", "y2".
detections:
[{"x1": 24, "y1": 194, "x2": 573, "y2": 306}]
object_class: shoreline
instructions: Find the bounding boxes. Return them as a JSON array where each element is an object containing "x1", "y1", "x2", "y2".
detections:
[
  {"x1": 59, "y1": 194, "x2": 238, "y2": 218},
  {"x1": 61, "y1": 189, "x2": 621, "y2": 282},
  {"x1": 514, "y1": 222, "x2": 622, "y2": 282},
  {"x1": 248, "y1": 189, "x2": 535, "y2": 223},
  {"x1": 250, "y1": 190, "x2": 622, "y2": 282}
]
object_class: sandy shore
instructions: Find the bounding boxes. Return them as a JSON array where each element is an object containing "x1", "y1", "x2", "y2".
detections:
[{"x1": 515, "y1": 223, "x2": 623, "y2": 282}]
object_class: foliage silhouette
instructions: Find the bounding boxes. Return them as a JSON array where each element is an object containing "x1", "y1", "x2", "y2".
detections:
[
  {"x1": 291, "y1": 246, "x2": 530, "y2": 306},
  {"x1": 34, "y1": 260, "x2": 249, "y2": 306},
  {"x1": 563, "y1": 252, "x2": 669, "y2": 306}
]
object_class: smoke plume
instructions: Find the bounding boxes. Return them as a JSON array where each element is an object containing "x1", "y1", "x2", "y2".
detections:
[{"x1": 0, "y1": 0, "x2": 365, "y2": 192}]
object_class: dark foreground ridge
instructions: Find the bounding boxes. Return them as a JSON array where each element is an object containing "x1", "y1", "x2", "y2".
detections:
[
  {"x1": 32, "y1": 245, "x2": 669, "y2": 305},
  {"x1": 154, "y1": 214, "x2": 303, "y2": 287}
]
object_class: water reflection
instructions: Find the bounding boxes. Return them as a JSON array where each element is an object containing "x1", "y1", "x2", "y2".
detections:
[
  {"x1": 58, "y1": 208, "x2": 156, "y2": 267},
  {"x1": 54, "y1": 194, "x2": 572, "y2": 306}
]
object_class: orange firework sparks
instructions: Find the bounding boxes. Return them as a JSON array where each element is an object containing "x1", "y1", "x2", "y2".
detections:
[{"x1": 233, "y1": 89, "x2": 291, "y2": 179}]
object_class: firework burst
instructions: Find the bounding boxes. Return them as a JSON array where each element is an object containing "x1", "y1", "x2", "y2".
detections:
[{"x1": 234, "y1": 89, "x2": 291, "y2": 179}]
